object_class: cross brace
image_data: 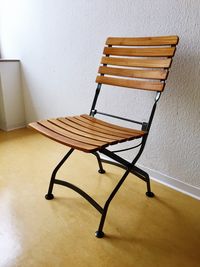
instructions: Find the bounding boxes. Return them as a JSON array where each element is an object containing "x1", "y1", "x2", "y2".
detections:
[{"x1": 45, "y1": 145, "x2": 154, "y2": 238}]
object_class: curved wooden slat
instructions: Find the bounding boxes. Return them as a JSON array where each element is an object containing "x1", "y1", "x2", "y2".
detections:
[
  {"x1": 98, "y1": 66, "x2": 168, "y2": 80},
  {"x1": 103, "y1": 47, "x2": 176, "y2": 57},
  {"x1": 74, "y1": 116, "x2": 142, "y2": 137},
  {"x1": 96, "y1": 76, "x2": 165, "y2": 91},
  {"x1": 29, "y1": 122, "x2": 98, "y2": 152},
  {"x1": 106, "y1": 36, "x2": 179, "y2": 46},
  {"x1": 38, "y1": 120, "x2": 106, "y2": 147},
  {"x1": 81, "y1": 114, "x2": 146, "y2": 135},
  {"x1": 58, "y1": 118, "x2": 125, "y2": 141},
  {"x1": 29, "y1": 113, "x2": 149, "y2": 152},
  {"x1": 74, "y1": 116, "x2": 144, "y2": 138},
  {"x1": 48, "y1": 118, "x2": 117, "y2": 143},
  {"x1": 67, "y1": 117, "x2": 133, "y2": 139}
]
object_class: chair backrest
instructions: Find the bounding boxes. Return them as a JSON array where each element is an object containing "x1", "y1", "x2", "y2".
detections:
[{"x1": 96, "y1": 36, "x2": 179, "y2": 92}]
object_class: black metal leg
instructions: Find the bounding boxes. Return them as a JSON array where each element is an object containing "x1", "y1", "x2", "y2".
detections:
[
  {"x1": 95, "y1": 169, "x2": 130, "y2": 238},
  {"x1": 45, "y1": 148, "x2": 74, "y2": 200},
  {"x1": 146, "y1": 177, "x2": 155, "y2": 197},
  {"x1": 92, "y1": 152, "x2": 106, "y2": 174},
  {"x1": 131, "y1": 166, "x2": 154, "y2": 198},
  {"x1": 100, "y1": 157, "x2": 155, "y2": 198},
  {"x1": 44, "y1": 146, "x2": 154, "y2": 238}
]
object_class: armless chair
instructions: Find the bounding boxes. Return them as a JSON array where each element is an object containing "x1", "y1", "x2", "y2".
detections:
[{"x1": 29, "y1": 35, "x2": 179, "y2": 238}]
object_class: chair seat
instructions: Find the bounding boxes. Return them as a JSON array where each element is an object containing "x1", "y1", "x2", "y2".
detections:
[{"x1": 29, "y1": 114, "x2": 146, "y2": 153}]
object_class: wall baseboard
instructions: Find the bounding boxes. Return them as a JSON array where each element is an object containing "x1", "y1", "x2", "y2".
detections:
[
  {"x1": 100, "y1": 156, "x2": 200, "y2": 200},
  {"x1": 1, "y1": 123, "x2": 26, "y2": 131},
  {"x1": 137, "y1": 164, "x2": 200, "y2": 200}
]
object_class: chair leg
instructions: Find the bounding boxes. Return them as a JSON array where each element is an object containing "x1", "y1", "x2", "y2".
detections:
[
  {"x1": 130, "y1": 165, "x2": 154, "y2": 198},
  {"x1": 45, "y1": 148, "x2": 74, "y2": 200},
  {"x1": 137, "y1": 169, "x2": 154, "y2": 197},
  {"x1": 146, "y1": 176, "x2": 155, "y2": 197},
  {"x1": 92, "y1": 152, "x2": 106, "y2": 174},
  {"x1": 95, "y1": 169, "x2": 130, "y2": 238}
]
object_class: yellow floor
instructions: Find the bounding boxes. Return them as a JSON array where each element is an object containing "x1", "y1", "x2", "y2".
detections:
[{"x1": 0, "y1": 128, "x2": 200, "y2": 267}]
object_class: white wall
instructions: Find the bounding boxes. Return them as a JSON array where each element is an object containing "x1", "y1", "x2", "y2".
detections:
[{"x1": 0, "y1": 0, "x2": 199, "y2": 190}]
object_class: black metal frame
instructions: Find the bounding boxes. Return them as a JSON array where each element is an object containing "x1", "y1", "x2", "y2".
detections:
[{"x1": 45, "y1": 84, "x2": 161, "y2": 238}]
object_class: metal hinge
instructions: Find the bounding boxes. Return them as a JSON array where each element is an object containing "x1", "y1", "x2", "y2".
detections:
[
  {"x1": 90, "y1": 109, "x2": 97, "y2": 117},
  {"x1": 142, "y1": 122, "x2": 148, "y2": 131}
]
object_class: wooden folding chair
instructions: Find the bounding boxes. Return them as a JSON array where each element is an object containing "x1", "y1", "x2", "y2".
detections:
[{"x1": 29, "y1": 35, "x2": 179, "y2": 238}]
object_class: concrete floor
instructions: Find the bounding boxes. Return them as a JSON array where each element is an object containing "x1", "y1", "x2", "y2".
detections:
[{"x1": 0, "y1": 128, "x2": 200, "y2": 267}]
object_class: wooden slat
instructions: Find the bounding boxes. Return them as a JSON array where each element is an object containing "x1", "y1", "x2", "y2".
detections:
[
  {"x1": 101, "y1": 56, "x2": 172, "y2": 68},
  {"x1": 67, "y1": 117, "x2": 134, "y2": 139},
  {"x1": 48, "y1": 118, "x2": 117, "y2": 143},
  {"x1": 38, "y1": 120, "x2": 106, "y2": 147},
  {"x1": 98, "y1": 66, "x2": 168, "y2": 80},
  {"x1": 29, "y1": 114, "x2": 145, "y2": 153},
  {"x1": 74, "y1": 116, "x2": 130, "y2": 138},
  {"x1": 73, "y1": 116, "x2": 141, "y2": 138},
  {"x1": 106, "y1": 36, "x2": 179, "y2": 46},
  {"x1": 96, "y1": 76, "x2": 164, "y2": 91},
  {"x1": 58, "y1": 118, "x2": 126, "y2": 141},
  {"x1": 81, "y1": 114, "x2": 146, "y2": 135},
  {"x1": 103, "y1": 47, "x2": 175, "y2": 57},
  {"x1": 29, "y1": 122, "x2": 98, "y2": 152}
]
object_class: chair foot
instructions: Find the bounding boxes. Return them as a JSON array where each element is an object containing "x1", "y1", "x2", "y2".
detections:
[
  {"x1": 45, "y1": 193, "x2": 54, "y2": 200},
  {"x1": 98, "y1": 169, "x2": 106, "y2": 174},
  {"x1": 95, "y1": 230, "x2": 105, "y2": 238},
  {"x1": 146, "y1": 191, "x2": 155, "y2": 198}
]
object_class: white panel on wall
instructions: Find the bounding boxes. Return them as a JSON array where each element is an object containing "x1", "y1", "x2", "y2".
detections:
[{"x1": 0, "y1": 60, "x2": 25, "y2": 131}]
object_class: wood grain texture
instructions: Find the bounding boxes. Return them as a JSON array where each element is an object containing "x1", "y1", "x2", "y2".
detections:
[
  {"x1": 74, "y1": 116, "x2": 141, "y2": 137},
  {"x1": 96, "y1": 76, "x2": 165, "y2": 91},
  {"x1": 67, "y1": 117, "x2": 133, "y2": 138},
  {"x1": 101, "y1": 56, "x2": 172, "y2": 68},
  {"x1": 58, "y1": 118, "x2": 124, "y2": 140},
  {"x1": 38, "y1": 120, "x2": 106, "y2": 147},
  {"x1": 81, "y1": 114, "x2": 146, "y2": 135},
  {"x1": 48, "y1": 118, "x2": 117, "y2": 143},
  {"x1": 98, "y1": 66, "x2": 168, "y2": 80},
  {"x1": 29, "y1": 114, "x2": 145, "y2": 153},
  {"x1": 106, "y1": 36, "x2": 179, "y2": 46},
  {"x1": 103, "y1": 47, "x2": 176, "y2": 57},
  {"x1": 29, "y1": 122, "x2": 98, "y2": 152}
]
